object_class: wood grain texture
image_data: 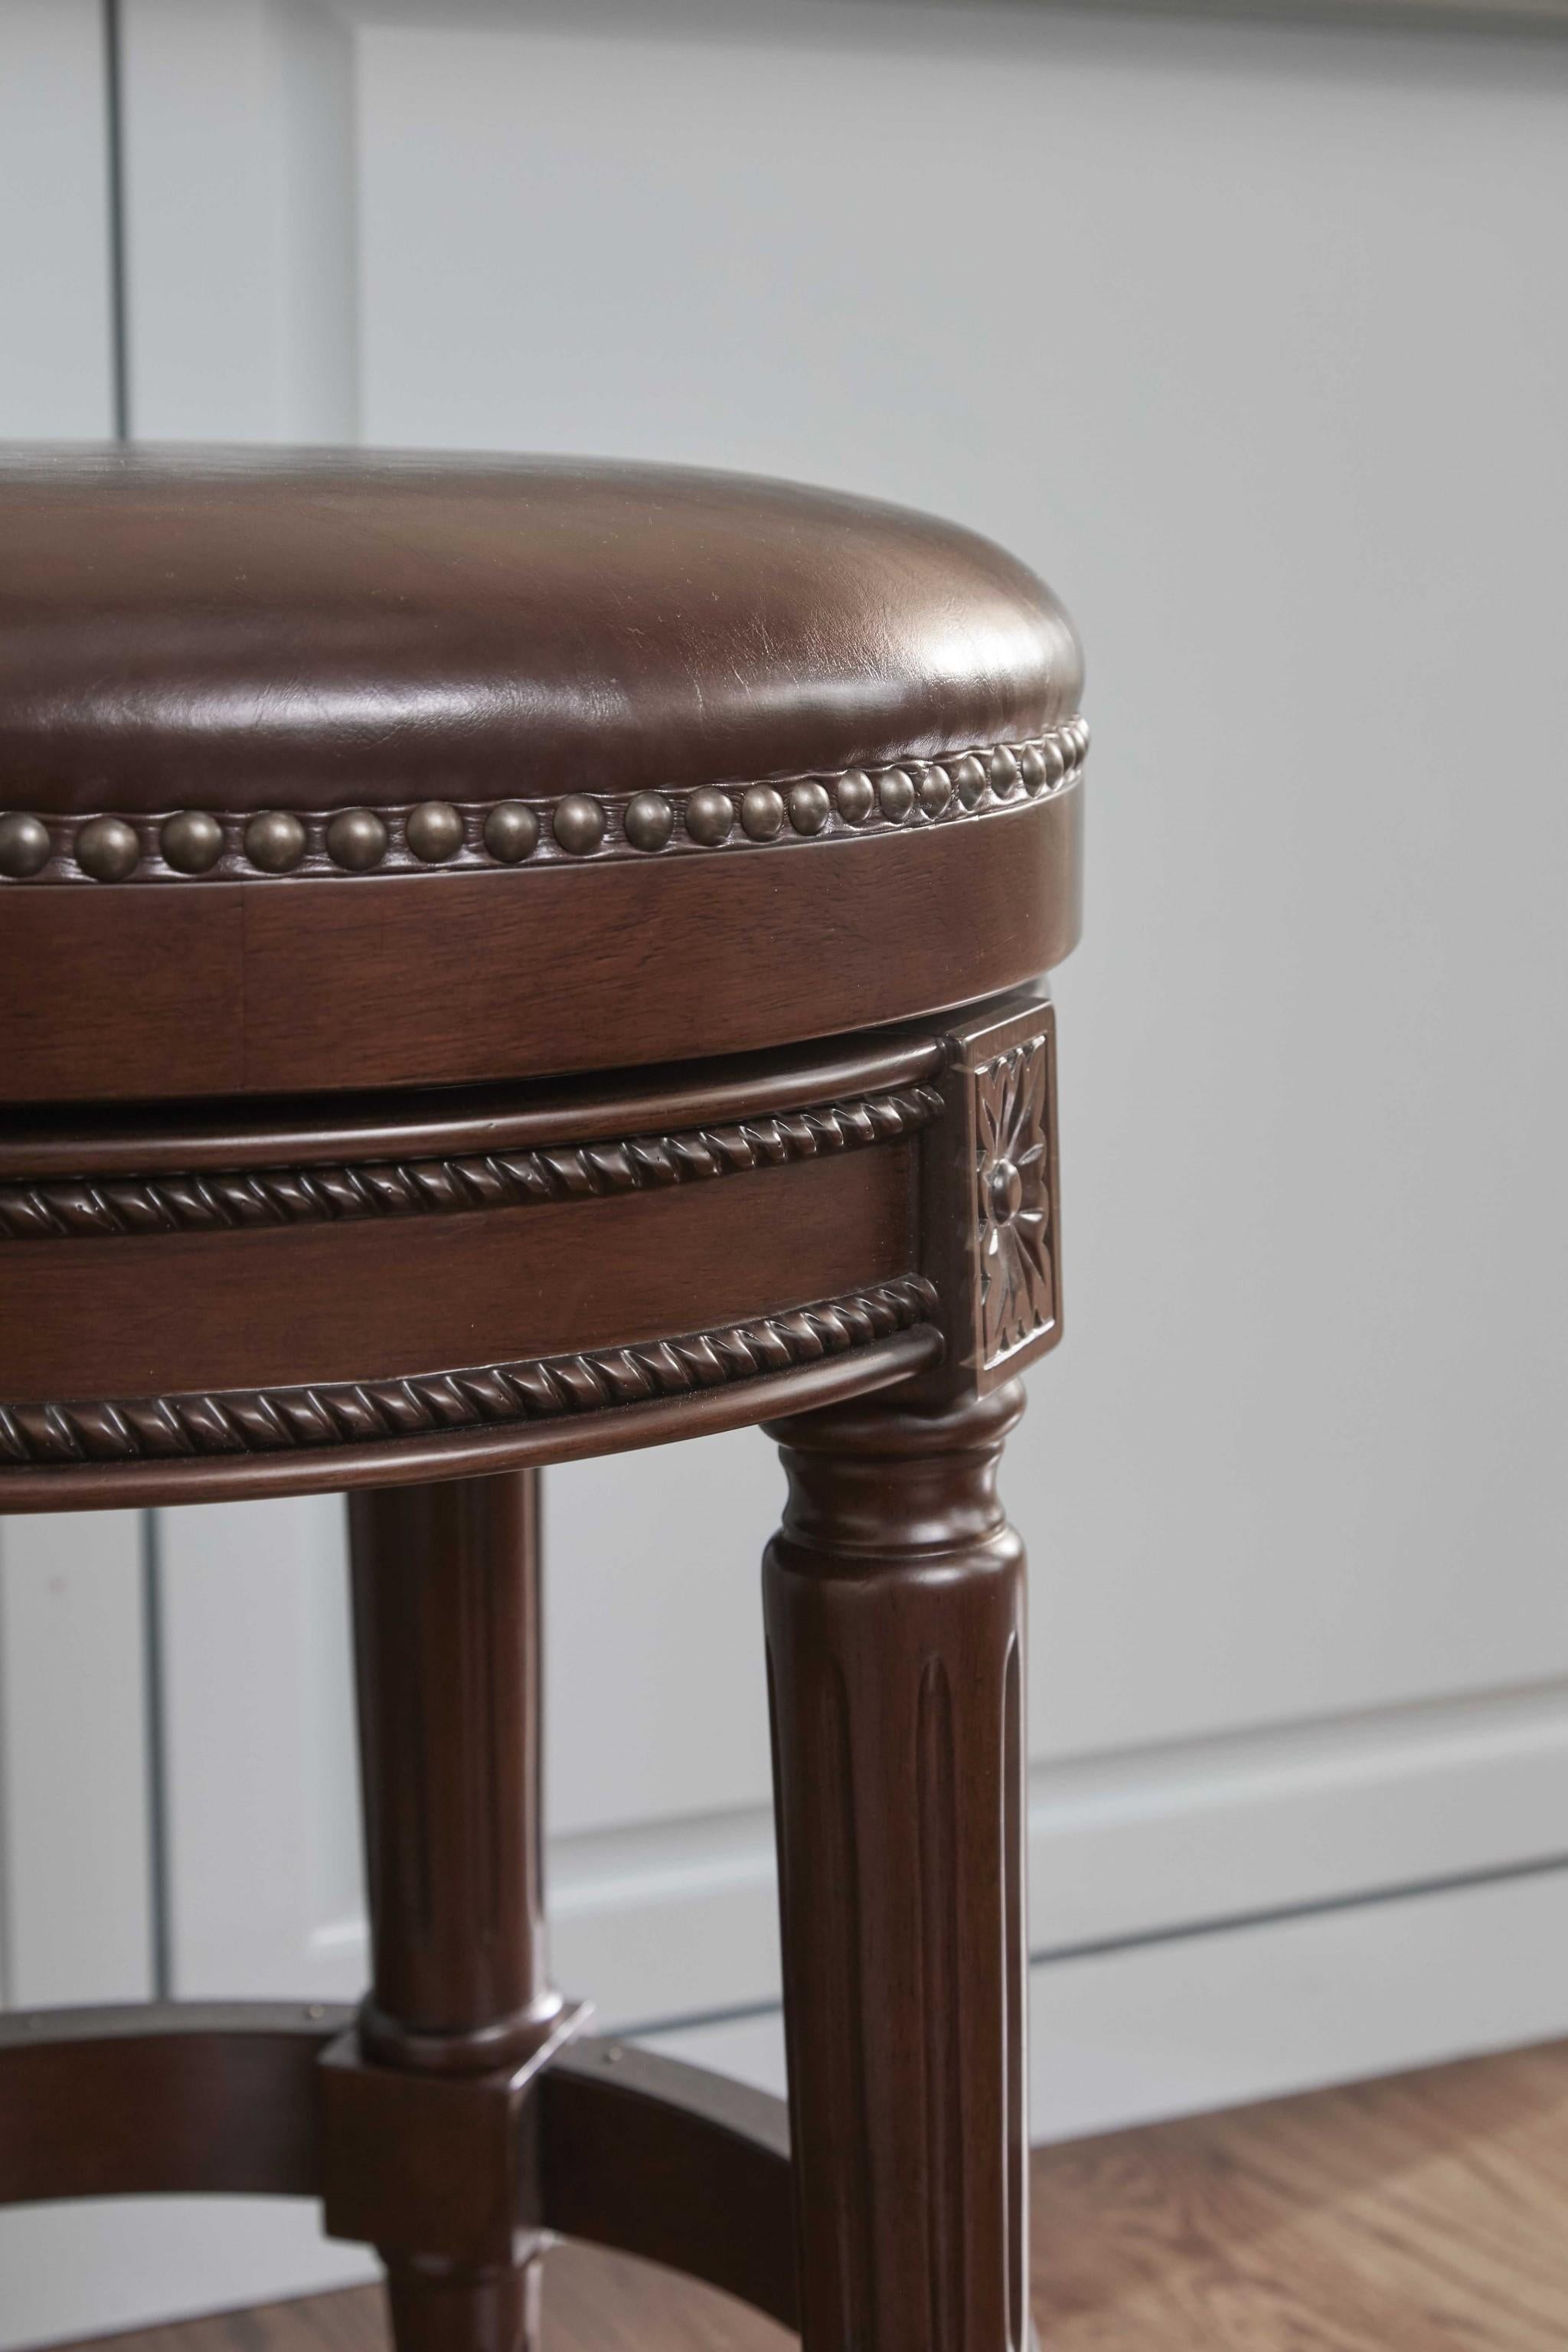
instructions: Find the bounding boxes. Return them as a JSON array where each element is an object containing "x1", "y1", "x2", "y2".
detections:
[
  {"x1": 0, "y1": 985, "x2": 1065, "y2": 1512},
  {"x1": 1032, "y1": 2039, "x2": 1568, "y2": 2350},
  {"x1": 763, "y1": 1383, "x2": 1030, "y2": 2352},
  {"x1": 0, "y1": 2008, "x2": 795, "y2": 2337},
  {"x1": 0, "y1": 1280, "x2": 928, "y2": 1473},
  {"x1": 348, "y1": 1476, "x2": 558, "y2": 2070},
  {"x1": 0, "y1": 785, "x2": 1082, "y2": 1105},
  {"x1": 341, "y1": 1474, "x2": 563, "y2": 2352},
  {"x1": 49, "y1": 2041, "x2": 1568, "y2": 2352},
  {"x1": 539, "y1": 2040, "x2": 796, "y2": 2329},
  {"x1": 0, "y1": 2004, "x2": 343, "y2": 2206},
  {"x1": 0, "y1": 1028, "x2": 948, "y2": 1180},
  {"x1": 0, "y1": 1088, "x2": 943, "y2": 1242},
  {"x1": 0, "y1": 1321, "x2": 942, "y2": 1513},
  {"x1": 0, "y1": 1011, "x2": 972, "y2": 1511},
  {"x1": 0, "y1": 1138, "x2": 916, "y2": 1402}
]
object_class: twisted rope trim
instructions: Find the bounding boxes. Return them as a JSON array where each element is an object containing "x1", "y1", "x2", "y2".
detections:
[
  {"x1": 0, "y1": 1085, "x2": 944, "y2": 1242},
  {"x1": 0, "y1": 1276, "x2": 940, "y2": 1467}
]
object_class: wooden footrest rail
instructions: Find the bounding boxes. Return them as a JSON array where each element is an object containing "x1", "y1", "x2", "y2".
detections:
[{"x1": 0, "y1": 2004, "x2": 798, "y2": 2330}]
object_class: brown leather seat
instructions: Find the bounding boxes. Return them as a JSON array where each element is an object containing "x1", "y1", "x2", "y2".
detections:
[
  {"x1": 0, "y1": 448, "x2": 1082, "y2": 810},
  {"x1": 0, "y1": 449, "x2": 1085, "y2": 1104}
]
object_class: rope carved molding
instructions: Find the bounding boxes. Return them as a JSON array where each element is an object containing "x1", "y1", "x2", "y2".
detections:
[
  {"x1": 0, "y1": 720, "x2": 1087, "y2": 885},
  {"x1": 0, "y1": 1277, "x2": 940, "y2": 1468},
  {"x1": 0, "y1": 1086, "x2": 945, "y2": 1242}
]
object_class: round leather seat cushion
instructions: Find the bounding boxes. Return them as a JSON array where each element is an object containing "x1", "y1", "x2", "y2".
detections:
[{"x1": 0, "y1": 447, "x2": 1081, "y2": 812}]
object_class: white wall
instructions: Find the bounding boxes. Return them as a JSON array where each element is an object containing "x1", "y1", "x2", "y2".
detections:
[
  {"x1": 335, "y1": 0, "x2": 1568, "y2": 1755},
  {"x1": 3, "y1": 0, "x2": 1568, "y2": 2341},
  {"x1": 0, "y1": 0, "x2": 116, "y2": 439}
]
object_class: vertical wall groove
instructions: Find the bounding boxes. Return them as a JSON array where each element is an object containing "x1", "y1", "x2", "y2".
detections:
[
  {"x1": 827, "y1": 1655, "x2": 874, "y2": 2352},
  {"x1": 919, "y1": 1656, "x2": 964, "y2": 2352},
  {"x1": 1003, "y1": 1635, "x2": 1025, "y2": 2352},
  {"x1": 100, "y1": 0, "x2": 129, "y2": 439},
  {"x1": 482, "y1": 1552, "x2": 504, "y2": 1945},
  {"x1": 139, "y1": 1511, "x2": 172, "y2": 1999},
  {"x1": 403, "y1": 1566, "x2": 434, "y2": 1947}
]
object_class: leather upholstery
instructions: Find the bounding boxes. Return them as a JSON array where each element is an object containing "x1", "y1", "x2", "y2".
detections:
[{"x1": 0, "y1": 447, "x2": 1081, "y2": 815}]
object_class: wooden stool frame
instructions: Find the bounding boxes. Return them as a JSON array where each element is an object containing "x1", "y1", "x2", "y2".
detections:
[{"x1": 0, "y1": 977, "x2": 1067, "y2": 2352}]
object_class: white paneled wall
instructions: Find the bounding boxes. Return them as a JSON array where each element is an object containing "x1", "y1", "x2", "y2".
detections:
[
  {"x1": 0, "y1": 0, "x2": 115, "y2": 438},
  {"x1": 2, "y1": 0, "x2": 1568, "y2": 2342},
  {"x1": 0, "y1": 1515, "x2": 152, "y2": 2007}
]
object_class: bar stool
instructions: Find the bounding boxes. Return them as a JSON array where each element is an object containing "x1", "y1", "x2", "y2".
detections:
[{"x1": 0, "y1": 449, "x2": 1086, "y2": 2352}]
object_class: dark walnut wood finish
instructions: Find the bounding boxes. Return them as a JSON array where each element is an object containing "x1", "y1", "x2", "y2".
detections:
[
  {"x1": 0, "y1": 450, "x2": 1085, "y2": 2352},
  {"x1": 52, "y1": 2041, "x2": 1568, "y2": 2352},
  {"x1": 765, "y1": 1383, "x2": 1031, "y2": 2352},
  {"x1": 326, "y1": 1475, "x2": 577, "y2": 2352}
]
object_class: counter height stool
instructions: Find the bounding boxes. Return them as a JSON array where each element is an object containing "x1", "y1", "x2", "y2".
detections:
[{"x1": 0, "y1": 450, "x2": 1086, "y2": 2352}]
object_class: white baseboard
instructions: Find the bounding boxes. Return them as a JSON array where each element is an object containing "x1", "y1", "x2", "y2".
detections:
[
  {"x1": 305, "y1": 1675, "x2": 1568, "y2": 2031},
  {"x1": 646, "y1": 1854, "x2": 1568, "y2": 2141},
  {"x1": 8, "y1": 1859, "x2": 1566, "y2": 2351},
  {"x1": 1026, "y1": 1674, "x2": 1568, "y2": 1957},
  {"x1": 8, "y1": 1680, "x2": 1567, "y2": 2350}
]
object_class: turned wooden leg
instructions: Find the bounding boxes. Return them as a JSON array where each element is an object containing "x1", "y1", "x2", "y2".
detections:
[
  {"x1": 348, "y1": 1471, "x2": 561, "y2": 2352},
  {"x1": 763, "y1": 1383, "x2": 1030, "y2": 2352}
]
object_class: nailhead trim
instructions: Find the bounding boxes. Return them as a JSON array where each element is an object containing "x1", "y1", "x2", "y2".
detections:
[{"x1": 0, "y1": 720, "x2": 1087, "y2": 885}]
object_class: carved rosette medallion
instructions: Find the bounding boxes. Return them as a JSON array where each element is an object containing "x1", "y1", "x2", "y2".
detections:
[
  {"x1": 975, "y1": 1034, "x2": 1055, "y2": 1369},
  {"x1": 918, "y1": 992, "x2": 1061, "y2": 1396}
]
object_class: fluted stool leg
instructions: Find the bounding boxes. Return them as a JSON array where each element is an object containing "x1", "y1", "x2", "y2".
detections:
[
  {"x1": 348, "y1": 1471, "x2": 560, "y2": 2352},
  {"x1": 763, "y1": 1383, "x2": 1030, "y2": 2352}
]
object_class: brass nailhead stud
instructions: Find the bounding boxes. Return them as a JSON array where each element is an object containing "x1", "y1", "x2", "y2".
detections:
[
  {"x1": 245, "y1": 811, "x2": 308, "y2": 873},
  {"x1": 325, "y1": 810, "x2": 389, "y2": 871},
  {"x1": 877, "y1": 768, "x2": 915, "y2": 822},
  {"x1": 917, "y1": 765, "x2": 952, "y2": 818},
  {"x1": 950, "y1": 754, "x2": 988, "y2": 808},
  {"x1": 740, "y1": 784, "x2": 786, "y2": 841},
  {"x1": 405, "y1": 800, "x2": 465, "y2": 863},
  {"x1": 160, "y1": 810, "x2": 224, "y2": 874},
  {"x1": 685, "y1": 788, "x2": 734, "y2": 846},
  {"x1": 483, "y1": 802, "x2": 539, "y2": 864},
  {"x1": 788, "y1": 781, "x2": 831, "y2": 835},
  {"x1": 553, "y1": 795, "x2": 606, "y2": 855},
  {"x1": 75, "y1": 815, "x2": 140, "y2": 882},
  {"x1": 0, "y1": 812, "x2": 51, "y2": 878},
  {"x1": 836, "y1": 771, "x2": 874, "y2": 825},
  {"x1": 988, "y1": 746, "x2": 1021, "y2": 797},
  {"x1": 624, "y1": 792, "x2": 674, "y2": 852}
]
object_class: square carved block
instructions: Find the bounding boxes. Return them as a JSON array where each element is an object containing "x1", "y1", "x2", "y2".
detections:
[
  {"x1": 318, "y1": 2007, "x2": 583, "y2": 2267},
  {"x1": 922, "y1": 991, "x2": 1061, "y2": 1393}
]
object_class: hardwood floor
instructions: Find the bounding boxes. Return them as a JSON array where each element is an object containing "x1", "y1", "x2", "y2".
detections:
[
  {"x1": 51, "y1": 2041, "x2": 1568, "y2": 2352},
  {"x1": 1031, "y1": 2040, "x2": 1568, "y2": 2349}
]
